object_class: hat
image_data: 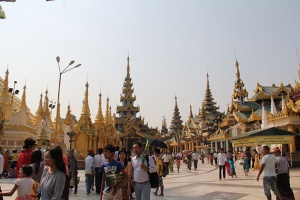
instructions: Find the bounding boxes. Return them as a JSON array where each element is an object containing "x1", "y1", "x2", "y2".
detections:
[{"x1": 88, "y1": 149, "x2": 94, "y2": 154}]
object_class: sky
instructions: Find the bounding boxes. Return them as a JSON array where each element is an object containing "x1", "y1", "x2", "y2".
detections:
[{"x1": 1, "y1": 0, "x2": 300, "y2": 129}]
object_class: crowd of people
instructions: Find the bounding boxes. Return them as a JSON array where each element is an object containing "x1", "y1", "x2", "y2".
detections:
[{"x1": 0, "y1": 139, "x2": 296, "y2": 200}]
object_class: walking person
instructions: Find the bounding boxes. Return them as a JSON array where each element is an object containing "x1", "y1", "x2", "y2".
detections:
[
  {"x1": 131, "y1": 141, "x2": 156, "y2": 200},
  {"x1": 30, "y1": 149, "x2": 45, "y2": 198},
  {"x1": 0, "y1": 165, "x2": 36, "y2": 200},
  {"x1": 169, "y1": 153, "x2": 174, "y2": 173},
  {"x1": 175, "y1": 156, "x2": 181, "y2": 173},
  {"x1": 200, "y1": 152, "x2": 205, "y2": 164},
  {"x1": 253, "y1": 149, "x2": 260, "y2": 171},
  {"x1": 256, "y1": 146, "x2": 283, "y2": 200},
  {"x1": 213, "y1": 151, "x2": 218, "y2": 165},
  {"x1": 229, "y1": 157, "x2": 237, "y2": 178},
  {"x1": 118, "y1": 149, "x2": 132, "y2": 200},
  {"x1": 191, "y1": 150, "x2": 199, "y2": 170},
  {"x1": 17, "y1": 138, "x2": 36, "y2": 177},
  {"x1": 38, "y1": 148, "x2": 66, "y2": 200},
  {"x1": 68, "y1": 150, "x2": 78, "y2": 194},
  {"x1": 94, "y1": 148, "x2": 106, "y2": 194},
  {"x1": 274, "y1": 149, "x2": 295, "y2": 200},
  {"x1": 85, "y1": 149, "x2": 94, "y2": 195},
  {"x1": 162, "y1": 152, "x2": 170, "y2": 174},
  {"x1": 100, "y1": 144, "x2": 129, "y2": 200},
  {"x1": 243, "y1": 151, "x2": 249, "y2": 176},
  {"x1": 153, "y1": 149, "x2": 164, "y2": 196},
  {"x1": 218, "y1": 148, "x2": 226, "y2": 180}
]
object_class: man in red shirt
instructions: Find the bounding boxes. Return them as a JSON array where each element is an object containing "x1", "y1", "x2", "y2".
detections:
[{"x1": 16, "y1": 138, "x2": 36, "y2": 177}]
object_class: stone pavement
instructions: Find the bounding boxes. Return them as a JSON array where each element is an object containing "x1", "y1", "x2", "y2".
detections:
[{"x1": 1, "y1": 161, "x2": 300, "y2": 200}]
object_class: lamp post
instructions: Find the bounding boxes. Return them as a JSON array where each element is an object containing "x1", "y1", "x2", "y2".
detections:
[
  {"x1": 67, "y1": 131, "x2": 76, "y2": 150},
  {"x1": 54, "y1": 56, "x2": 81, "y2": 144},
  {"x1": 8, "y1": 81, "x2": 19, "y2": 106},
  {"x1": 49, "y1": 100, "x2": 56, "y2": 117}
]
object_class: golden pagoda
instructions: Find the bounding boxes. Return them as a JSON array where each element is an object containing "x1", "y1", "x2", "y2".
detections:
[{"x1": 115, "y1": 57, "x2": 160, "y2": 150}]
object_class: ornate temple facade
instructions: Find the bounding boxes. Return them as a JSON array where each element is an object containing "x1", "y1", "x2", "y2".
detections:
[
  {"x1": 163, "y1": 74, "x2": 224, "y2": 153},
  {"x1": 209, "y1": 60, "x2": 300, "y2": 153},
  {"x1": 115, "y1": 57, "x2": 160, "y2": 150}
]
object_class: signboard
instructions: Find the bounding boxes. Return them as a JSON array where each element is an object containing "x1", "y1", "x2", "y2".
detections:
[
  {"x1": 257, "y1": 136, "x2": 291, "y2": 144},
  {"x1": 232, "y1": 137, "x2": 257, "y2": 147}
]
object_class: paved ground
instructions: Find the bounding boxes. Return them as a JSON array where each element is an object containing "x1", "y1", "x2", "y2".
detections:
[{"x1": 1, "y1": 161, "x2": 300, "y2": 200}]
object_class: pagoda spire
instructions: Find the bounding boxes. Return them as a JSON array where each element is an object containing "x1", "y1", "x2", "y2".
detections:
[
  {"x1": 95, "y1": 92, "x2": 104, "y2": 121},
  {"x1": 161, "y1": 115, "x2": 168, "y2": 136},
  {"x1": 43, "y1": 89, "x2": 51, "y2": 120},
  {"x1": 170, "y1": 96, "x2": 183, "y2": 134},
  {"x1": 105, "y1": 97, "x2": 111, "y2": 125},
  {"x1": 17, "y1": 85, "x2": 28, "y2": 111},
  {"x1": 33, "y1": 93, "x2": 44, "y2": 126},
  {"x1": 81, "y1": 81, "x2": 91, "y2": 116},
  {"x1": 232, "y1": 59, "x2": 248, "y2": 104},
  {"x1": 189, "y1": 104, "x2": 193, "y2": 118},
  {"x1": 0, "y1": 69, "x2": 10, "y2": 104},
  {"x1": 127, "y1": 56, "x2": 130, "y2": 79},
  {"x1": 64, "y1": 103, "x2": 73, "y2": 126}
]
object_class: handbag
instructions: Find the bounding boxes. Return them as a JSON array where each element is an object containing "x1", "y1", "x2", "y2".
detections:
[{"x1": 145, "y1": 155, "x2": 159, "y2": 188}]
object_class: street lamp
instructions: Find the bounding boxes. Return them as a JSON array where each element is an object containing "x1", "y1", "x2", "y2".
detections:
[
  {"x1": 67, "y1": 131, "x2": 76, "y2": 150},
  {"x1": 54, "y1": 56, "x2": 81, "y2": 144},
  {"x1": 49, "y1": 100, "x2": 56, "y2": 117},
  {"x1": 8, "y1": 81, "x2": 19, "y2": 106}
]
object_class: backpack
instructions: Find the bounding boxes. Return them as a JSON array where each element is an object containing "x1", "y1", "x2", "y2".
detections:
[{"x1": 145, "y1": 155, "x2": 159, "y2": 188}]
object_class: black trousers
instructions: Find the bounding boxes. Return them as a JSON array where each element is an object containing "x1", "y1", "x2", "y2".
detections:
[
  {"x1": 193, "y1": 160, "x2": 198, "y2": 169},
  {"x1": 219, "y1": 165, "x2": 225, "y2": 179},
  {"x1": 95, "y1": 167, "x2": 102, "y2": 194}
]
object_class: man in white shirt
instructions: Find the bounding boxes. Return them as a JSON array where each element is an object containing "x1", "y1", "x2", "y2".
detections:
[
  {"x1": 256, "y1": 146, "x2": 283, "y2": 200},
  {"x1": 94, "y1": 148, "x2": 106, "y2": 194},
  {"x1": 85, "y1": 149, "x2": 95, "y2": 194},
  {"x1": 217, "y1": 148, "x2": 227, "y2": 180},
  {"x1": 131, "y1": 141, "x2": 156, "y2": 200},
  {"x1": 162, "y1": 152, "x2": 170, "y2": 174},
  {"x1": 191, "y1": 149, "x2": 199, "y2": 170}
]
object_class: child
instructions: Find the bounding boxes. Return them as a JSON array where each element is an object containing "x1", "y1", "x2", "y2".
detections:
[
  {"x1": 229, "y1": 157, "x2": 237, "y2": 178},
  {"x1": 175, "y1": 156, "x2": 181, "y2": 173},
  {"x1": 0, "y1": 165, "x2": 35, "y2": 200}
]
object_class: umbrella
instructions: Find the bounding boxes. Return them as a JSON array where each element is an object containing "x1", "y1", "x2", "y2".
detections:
[{"x1": 149, "y1": 139, "x2": 167, "y2": 148}]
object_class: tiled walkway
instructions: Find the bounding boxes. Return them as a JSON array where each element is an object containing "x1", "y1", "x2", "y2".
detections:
[{"x1": 1, "y1": 161, "x2": 300, "y2": 200}]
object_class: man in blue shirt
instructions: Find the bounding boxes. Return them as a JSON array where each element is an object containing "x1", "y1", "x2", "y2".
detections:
[{"x1": 100, "y1": 144, "x2": 129, "y2": 200}]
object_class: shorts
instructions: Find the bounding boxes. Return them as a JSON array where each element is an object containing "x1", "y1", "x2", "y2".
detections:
[{"x1": 263, "y1": 176, "x2": 278, "y2": 196}]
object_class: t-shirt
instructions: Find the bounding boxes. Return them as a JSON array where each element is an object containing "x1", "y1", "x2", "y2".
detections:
[
  {"x1": 276, "y1": 155, "x2": 289, "y2": 175},
  {"x1": 12, "y1": 153, "x2": 19, "y2": 162},
  {"x1": 192, "y1": 153, "x2": 199, "y2": 160},
  {"x1": 85, "y1": 155, "x2": 94, "y2": 174},
  {"x1": 100, "y1": 159, "x2": 124, "y2": 192},
  {"x1": 14, "y1": 177, "x2": 34, "y2": 197},
  {"x1": 262, "y1": 154, "x2": 277, "y2": 177},
  {"x1": 162, "y1": 154, "x2": 170, "y2": 162},
  {"x1": 218, "y1": 153, "x2": 227, "y2": 165},
  {"x1": 17, "y1": 149, "x2": 31, "y2": 177}
]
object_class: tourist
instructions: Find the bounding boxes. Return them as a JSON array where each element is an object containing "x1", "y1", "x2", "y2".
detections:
[
  {"x1": 274, "y1": 149, "x2": 295, "y2": 200},
  {"x1": 17, "y1": 138, "x2": 36, "y2": 177},
  {"x1": 94, "y1": 148, "x2": 106, "y2": 194},
  {"x1": 176, "y1": 151, "x2": 182, "y2": 160},
  {"x1": 11, "y1": 149, "x2": 18, "y2": 169},
  {"x1": 85, "y1": 149, "x2": 94, "y2": 195},
  {"x1": 169, "y1": 153, "x2": 174, "y2": 173},
  {"x1": 55, "y1": 146, "x2": 69, "y2": 200},
  {"x1": 131, "y1": 141, "x2": 156, "y2": 200},
  {"x1": 209, "y1": 153, "x2": 214, "y2": 165},
  {"x1": 153, "y1": 148, "x2": 164, "y2": 196},
  {"x1": 253, "y1": 149, "x2": 260, "y2": 171},
  {"x1": 200, "y1": 152, "x2": 205, "y2": 164},
  {"x1": 256, "y1": 146, "x2": 283, "y2": 200},
  {"x1": 114, "y1": 146, "x2": 120, "y2": 160},
  {"x1": 118, "y1": 149, "x2": 132, "y2": 200},
  {"x1": 186, "y1": 152, "x2": 192, "y2": 171},
  {"x1": 217, "y1": 148, "x2": 226, "y2": 180},
  {"x1": 243, "y1": 151, "x2": 249, "y2": 176},
  {"x1": 0, "y1": 164, "x2": 35, "y2": 199},
  {"x1": 38, "y1": 148, "x2": 66, "y2": 200},
  {"x1": 213, "y1": 151, "x2": 218, "y2": 165},
  {"x1": 68, "y1": 150, "x2": 78, "y2": 194},
  {"x1": 175, "y1": 156, "x2": 181, "y2": 173},
  {"x1": 225, "y1": 150, "x2": 232, "y2": 175},
  {"x1": 3, "y1": 150, "x2": 10, "y2": 175},
  {"x1": 246, "y1": 147, "x2": 252, "y2": 169},
  {"x1": 162, "y1": 152, "x2": 170, "y2": 174},
  {"x1": 191, "y1": 149, "x2": 199, "y2": 170},
  {"x1": 30, "y1": 149, "x2": 45, "y2": 198},
  {"x1": 229, "y1": 157, "x2": 237, "y2": 178},
  {"x1": 100, "y1": 144, "x2": 128, "y2": 200}
]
